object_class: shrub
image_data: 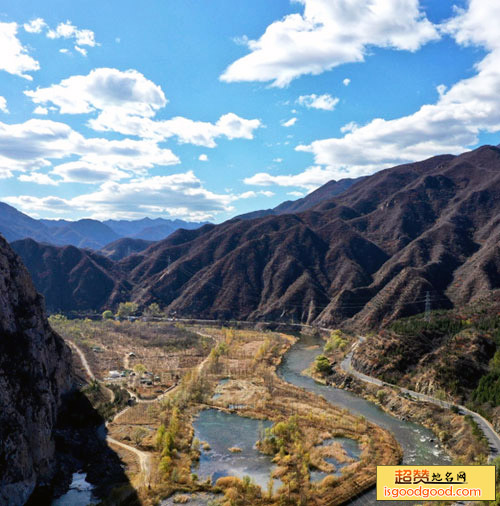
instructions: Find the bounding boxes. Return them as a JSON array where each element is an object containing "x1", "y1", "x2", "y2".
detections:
[
  {"x1": 315, "y1": 355, "x2": 332, "y2": 375},
  {"x1": 102, "y1": 310, "x2": 114, "y2": 320},
  {"x1": 324, "y1": 330, "x2": 348, "y2": 353}
]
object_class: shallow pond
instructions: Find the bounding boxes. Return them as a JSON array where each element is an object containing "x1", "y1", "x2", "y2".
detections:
[{"x1": 192, "y1": 409, "x2": 281, "y2": 491}]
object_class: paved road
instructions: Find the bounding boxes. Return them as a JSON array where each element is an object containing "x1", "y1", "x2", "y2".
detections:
[{"x1": 341, "y1": 337, "x2": 500, "y2": 461}]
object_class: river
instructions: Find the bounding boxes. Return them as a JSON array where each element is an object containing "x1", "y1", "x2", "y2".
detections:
[
  {"x1": 53, "y1": 332, "x2": 450, "y2": 505},
  {"x1": 278, "y1": 332, "x2": 450, "y2": 504}
]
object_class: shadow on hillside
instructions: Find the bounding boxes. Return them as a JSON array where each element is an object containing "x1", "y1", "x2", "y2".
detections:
[{"x1": 27, "y1": 389, "x2": 140, "y2": 506}]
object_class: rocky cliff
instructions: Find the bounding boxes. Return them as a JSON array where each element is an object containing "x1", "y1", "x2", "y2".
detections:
[{"x1": 0, "y1": 236, "x2": 71, "y2": 505}]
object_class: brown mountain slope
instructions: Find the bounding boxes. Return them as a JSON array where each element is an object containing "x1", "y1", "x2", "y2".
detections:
[
  {"x1": 10, "y1": 238, "x2": 130, "y2": 312},
  {"x1": 124, "y1": 146, "x2": 500, "y2": 325},
  {"x1": 10, "y1": 146, "x2": 500, "y2": 326},
  {"x1": 98, "y1": 237, "x2": 154, "y2": 261},
  {"x1": 236, "y1": 176, "x2": 361, "y2": 219}
]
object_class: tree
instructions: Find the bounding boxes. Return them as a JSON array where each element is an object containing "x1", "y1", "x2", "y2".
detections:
[
  {"x1": 144, "y1": 302, "x2": 162, "y2": 317},
  {"x1": 102, "y1": 310, "x2": 114, "y2": 320},
  {"x1": 116, "y1": 302, "x2": 138, "y2": 319},
  {"x1": 133, "y1": 427, "x2": 147, "y2": 446},
  {"x1": 315, "y1": 355, "x2": 332, "y2": 375},
  {"x1": 134, "y1": 363, "x2": 146, "y2": 376}
]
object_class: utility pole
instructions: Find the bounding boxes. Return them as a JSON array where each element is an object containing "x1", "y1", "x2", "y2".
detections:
[{"x1": 424, "y1": 291, "x2": 431, "y2": 322}]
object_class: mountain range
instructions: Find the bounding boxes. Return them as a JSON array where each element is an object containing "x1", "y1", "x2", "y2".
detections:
[
  {"x1": 0, "y1": 203, "x2": 207, "y2": 250},
  {"x1": 236, "y1": 177, "x2": 361, "y2": 219},
  {"x1": 9, "y1": 145, "x2": 500, "y2": 326}
]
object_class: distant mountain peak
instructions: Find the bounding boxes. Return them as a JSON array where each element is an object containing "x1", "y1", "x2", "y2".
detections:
[{"x1": 0, "y1": 207, "x2": 209, "y2": 252}]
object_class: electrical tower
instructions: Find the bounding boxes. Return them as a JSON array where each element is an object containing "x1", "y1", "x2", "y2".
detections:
[{"x1": 424, "y1": 291, "x2": 431, "y2": 322}]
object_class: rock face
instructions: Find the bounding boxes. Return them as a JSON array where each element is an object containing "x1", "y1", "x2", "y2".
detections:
[{"x1": 0, "y1": 235, "x2": 71, "y2": 505}]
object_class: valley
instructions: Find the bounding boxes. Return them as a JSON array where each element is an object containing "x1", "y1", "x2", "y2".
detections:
[
  {"x1": 55, "y1": 320, "x2": 406, "y2": 505},
  {"x1": 1, "y1": 144, "x2": 499, "y2": 505},
  {"x1": 47, "y1": 314, "x2": 500, "y2": 505},
  {"x1": 2, "y1": 2, "x2": 500, "y2": 504}
]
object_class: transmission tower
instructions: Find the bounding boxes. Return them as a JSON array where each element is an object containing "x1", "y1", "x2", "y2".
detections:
[{"x1": 424, "y1": 291, "x2": 431, "y2": 322}]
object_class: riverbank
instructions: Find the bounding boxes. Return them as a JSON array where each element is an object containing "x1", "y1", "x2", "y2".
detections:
[{"x1": 312, "y1": 333, "x2": 490, "y2": 464}]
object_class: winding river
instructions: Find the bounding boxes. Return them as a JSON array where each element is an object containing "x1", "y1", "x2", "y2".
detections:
[
  {"x1": 278, "y1": 332, "x2": 450, "y2": 504},
  {"x1": 53, "y1": 331, "x2": 451, "y2": 505}
]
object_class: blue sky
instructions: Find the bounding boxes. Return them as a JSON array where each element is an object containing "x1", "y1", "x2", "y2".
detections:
[{"x1": 0, "y1": 0, "x2": 498, "y2": 222}]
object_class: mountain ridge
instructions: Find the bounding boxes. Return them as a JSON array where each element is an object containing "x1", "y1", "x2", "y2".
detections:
[
  {"x1": 11, "y1": 146, "x2": 500, "y2": 327},
  {"x1": 0, "y1": 203, "x2": 208, "y2": 250},
  {"x1": 236, "y1": 177, "x2": 362, "y2": 220}
]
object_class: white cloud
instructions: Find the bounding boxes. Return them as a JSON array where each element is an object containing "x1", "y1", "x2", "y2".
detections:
[
  {"x1": 288, "y1": 191, "x2": 305, "y2": 197},
  {"x1": 18, "y1": 172, "x2": 58, "y2": 185},
  {"x1": 244, "y1": 165, "x2": 338, "y2": 190},
  {"x1": 340, "y1": 121, "x2": 358, "y2": 133},
  {"x1": 239, "y1": 190, "x2": 275, "y2": 199},
  {"x1": 221, "y1": 0, "x2": 438, "y2": 87},
  {"x1": 239, "y1": 190, "x2": 257, "y2": 199},
  {"x1": 248, "y1": 0, "x2": 500, "y2": 188},
  {"x1": 259, "y1": 190, "x2": 275, "y2": 197},
  {"x1": 33, "y1": 106, "x2": 48, "y2": 115},
  {"x1": 59, "y1": 48, "x2": 70, "y2": 54},
  {"x1": 5, "y1": 172, "x2": 235, "y2": 221},
  {"x1": 281, "y1": 117, "x2": 297, "y2": 127},
  {"x1": 51, "y1": 161, "x2": 129, "y2": 183},
  {"x1": 0, "y1": 118, "x2": 179, "y2": 180},
  {"x1": 0, "y1": 22, "x2": 39, "y2": 80},
  {"x1": 74, "y1": 46, "x2": 87, "y2": 57},
  {"x1": 198, "y1": 154, "x2": 208, "y2": 161},
  {"x1": 26, "y1": 69, "x2": 262, "y2": 147},
  {"x1": 297, "y1": 93, "x2": 339, "y2": 111},
  {"x1": 343, "y1": 78, "x2": 351, "y2": 86},
  {"x1": 4, "y1": 195, "x2": 73, "y2": 213},
  {"x1": 24, "y1": 18, "x2": 47, "y2": 34},
  {"x1": 436, "y1": 84, "x2": 447, "y2": 97},
  {"x1": 273, "y1": 158, "x2": 283, "y2": 163},
  {"x1": 0, "y1": 97, "x2": 8, "y2": 113},
  {"x1": 47, "y1": 20, "x2": 97, "y2": 47},
  {"x1": 25, "y1": 68, "x2": 167, "y2": 116},
  {"x1": 90, "y1": 109, "x2": 262, "y2": 147}
]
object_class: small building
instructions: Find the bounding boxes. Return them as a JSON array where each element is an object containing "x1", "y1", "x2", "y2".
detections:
[
  {"x1": 108, "y1": 370, "x2": 121, "y2": 379},
  {"x1": 128, "y1": 352, "x2": 136, "y2": 358}
]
